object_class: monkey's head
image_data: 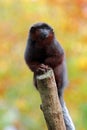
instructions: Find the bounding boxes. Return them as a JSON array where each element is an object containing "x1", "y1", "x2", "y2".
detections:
[{"x1": 29, "y1": 22, "x2": 54, "y2": 46}]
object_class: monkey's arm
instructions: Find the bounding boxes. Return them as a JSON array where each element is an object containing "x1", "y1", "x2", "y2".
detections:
[
  {"x1": 24, "y1": 41, "x2": 41, "y2": 72},
  {"x1": 24, "y1": 50, "x2": 40, "y2": 72},
  {"x1": 24, "y1": 43, "x2": 48, "y2": 73}
]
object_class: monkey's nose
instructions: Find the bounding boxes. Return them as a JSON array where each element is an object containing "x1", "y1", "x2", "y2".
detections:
[
  {"x1": 40, "y1": 32, "x2": 49, "y2": 40},
  {"x1": 40, "y1": 33, "x2": 47, "y2": 40}
]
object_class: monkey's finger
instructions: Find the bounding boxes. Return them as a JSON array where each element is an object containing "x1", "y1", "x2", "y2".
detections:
[
  {"x1": 40, "y1": 64, "x2": 46, "y2": 68},
  {"x1": 38, "y1": 67, "x2": 45, "y2": 71},
  {"x1": 36, "y1": 68, "x2": 46, "y2": 75}
]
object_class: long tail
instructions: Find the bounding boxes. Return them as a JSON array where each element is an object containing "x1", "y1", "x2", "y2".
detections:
[{"x1": 62, "y1": 102, "x2": 75, "y2": 130}]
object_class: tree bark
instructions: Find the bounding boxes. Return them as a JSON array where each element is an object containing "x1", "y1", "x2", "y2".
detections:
[{"x1": 36, "y1": 69, "x2": 66, "y2": 130}]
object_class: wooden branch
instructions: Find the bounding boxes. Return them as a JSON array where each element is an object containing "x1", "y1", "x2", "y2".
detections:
[{"x1": 36, "y1": 69, "x2": 66, "y2": 130}]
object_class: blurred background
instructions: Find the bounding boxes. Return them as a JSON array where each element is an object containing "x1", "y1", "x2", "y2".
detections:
[{"x1": 0, "y1": 0, "x2": 87, "y2": 130}]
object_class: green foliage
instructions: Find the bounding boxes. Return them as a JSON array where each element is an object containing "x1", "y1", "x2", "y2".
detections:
[{"x1": 81, "y1": 104, "x2": 87, "y2": 129}]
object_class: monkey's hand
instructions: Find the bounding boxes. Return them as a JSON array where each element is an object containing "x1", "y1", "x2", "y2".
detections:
[{"x1": 36, "y1": 64, "x2": 51, "y2": 75}]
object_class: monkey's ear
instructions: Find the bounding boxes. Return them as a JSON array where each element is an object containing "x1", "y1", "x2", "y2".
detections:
[{"x1": 30, "y1": 27, "x2": 36, "y2": 33}]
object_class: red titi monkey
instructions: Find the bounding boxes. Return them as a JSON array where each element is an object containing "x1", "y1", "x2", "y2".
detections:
[{"x1": 24, "y1": 23, "x2": 75, "y2": 130}]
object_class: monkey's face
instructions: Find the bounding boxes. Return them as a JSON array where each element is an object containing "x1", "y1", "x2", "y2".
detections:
[{"x1": 30, "y1": 23, "x2": 54, "y2": 45}]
